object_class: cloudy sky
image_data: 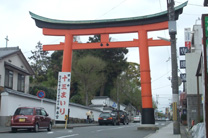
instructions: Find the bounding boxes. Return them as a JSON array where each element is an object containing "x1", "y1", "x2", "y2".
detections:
[{"x1": 0, "y1": 0, "x2": 207, "y2": 113}]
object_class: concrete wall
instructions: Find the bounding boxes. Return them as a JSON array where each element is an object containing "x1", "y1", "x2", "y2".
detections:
[
  {"x1": 187, "y1": 94, "x2": 203, "y2": 128},
  {"x1": 186, "y1": 52, "x2": 202, "y2": 95},
  {"x1": 0, "y1": 91, "x2": 102, "y2": 126}
]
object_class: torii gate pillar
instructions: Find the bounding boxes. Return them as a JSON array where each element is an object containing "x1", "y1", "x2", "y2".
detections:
[
  {"x1": 62, "y1": 34, "x2": 73, "y2": 72},
  {"x1": 139, "y1": 30, "x2": 154, "y2": 124}
]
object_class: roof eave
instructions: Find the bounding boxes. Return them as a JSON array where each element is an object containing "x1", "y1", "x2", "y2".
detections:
[{"x1": 30, "y1": 1, "x2": 187, "y2": 30}]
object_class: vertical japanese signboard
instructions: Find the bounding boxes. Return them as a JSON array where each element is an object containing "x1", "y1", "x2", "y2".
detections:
[
  {"x1": 202, "y1": 15, "x2": 208, "y2": 73},
  {"x1": 179, "y1": 47, "x2": 188, "y2": 56},
  {"x1": 180, "y1": 60, "x2": 186, "y2": 69},
  {"x1": 55, "y1": 72, "x2": 71, "y2": 121},
  {"x1": 184, "y1": 28, "x2": 191, "y2": 50},
  {"x1": 202, "y1": 14, "x2": 208, "y2": 138},
  {"x1": 180, "y1": 73, "x2": 186, "y2": 82}
]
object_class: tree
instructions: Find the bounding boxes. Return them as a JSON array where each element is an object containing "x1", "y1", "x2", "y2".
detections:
[
  {"x1": 29, "y1": 41, "x2": 50, "y2": 84},
  {"x1": 28, "y1": 42, "x2": 58, "y2": 98},
  {"x1": 72, "y1": 55, "x2": 106, "y2": 105},
  {"x1": 29, "y1": 85, "x2": 56, "y2": 100},
  {"x1": 110, "y1": 62, "x2": 142, "y2": 110},
  {"x1": 74, "y1": 35, "x2": 129, "y2": 96}
]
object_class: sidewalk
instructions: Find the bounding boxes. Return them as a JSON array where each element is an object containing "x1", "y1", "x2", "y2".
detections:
[{"x1": 145, "y1": 122, "x2": 185, "y2": 138}]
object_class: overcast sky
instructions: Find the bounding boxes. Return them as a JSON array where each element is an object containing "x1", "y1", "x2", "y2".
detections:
[{"x1": 0, "y1": 0, "x2": 207, "y2": 113}]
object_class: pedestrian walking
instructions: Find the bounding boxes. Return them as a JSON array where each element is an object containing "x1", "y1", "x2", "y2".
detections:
[{"x1": 86, "y1": 110, "x2": 91, "y2": 123}]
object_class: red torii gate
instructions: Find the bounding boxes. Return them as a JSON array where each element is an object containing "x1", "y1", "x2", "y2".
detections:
[{"x1": 30, "y1": 2, "x2": 186, "y2": 124}]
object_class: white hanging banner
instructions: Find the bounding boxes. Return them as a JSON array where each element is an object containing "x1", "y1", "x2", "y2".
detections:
[
  {"x1": 55, "y1": 72, "x2": 71, "y2": 121},
  {"x1": 184, "y1": 28, "x2": 191, "y2": 49}
]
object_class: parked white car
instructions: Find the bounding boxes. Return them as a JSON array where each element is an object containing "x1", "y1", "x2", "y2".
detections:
[{"x1": 133, "y1": 115, "x2": 141, "y2": 123}]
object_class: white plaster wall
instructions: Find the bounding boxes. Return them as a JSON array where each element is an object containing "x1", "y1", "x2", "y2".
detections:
[
  {"x1": 186, "y1": 52, "x2": 202, "y2": 95},
  {"x1": 7, "y1": 54, "x2": 26, "y2": 69},
  {"x1": 0, "y1": 92, "x2": 55, "y2": 119},
  {"x1": 0, "y1": 92, "x2": 102, "y2": 122},
  {"x1": 0, "y1": 60, "x2": 5, "y2": 87},
  {"x1": 91, "y1": 98, "x2": 126, "y2": 111},
  {"x1": 69, "y1": 106, "x2": 101, "y2": 121},
  {"x1": 120, "y1": 105, "x2": 126, "y2": 111},
  {"x1": 25, "y1": 76, "x2": 30, "y2": 93},
  {"x1": 91, "y1": 99, "x2": 105, "y2": 105},
  {"x1": 108, "y1": 99, "x2": 115, "y2": 107},
  {"x1": 0, "y1": 92, "x2": 9, "y2": 116}
]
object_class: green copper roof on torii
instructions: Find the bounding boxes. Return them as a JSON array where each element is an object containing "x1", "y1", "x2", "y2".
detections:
[{"x1": 30, "y1": 1, "x2": 187, "y2": 29}]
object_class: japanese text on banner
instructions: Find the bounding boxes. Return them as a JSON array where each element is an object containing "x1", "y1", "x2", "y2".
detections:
[{"x1": 55, "y1": 72, "x2": 71, "y2": 121}]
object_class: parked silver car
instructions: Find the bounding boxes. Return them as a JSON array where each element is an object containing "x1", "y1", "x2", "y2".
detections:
[{"x1": 133, "y1": 115, "x2": 141, "y2": 123}]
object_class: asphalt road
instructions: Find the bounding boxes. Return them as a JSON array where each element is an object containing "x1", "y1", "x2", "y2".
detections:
[{"x1": 0, "y1": 121, "x2": 170, "y2": 138}]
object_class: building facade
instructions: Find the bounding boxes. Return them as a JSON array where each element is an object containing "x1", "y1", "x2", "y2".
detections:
[
  {"x1": 185, "y1": 25, "x2": 204, "y2": 128},
  {"x1": 0, "y1": 47, "x2": 34, "y2": 93}
]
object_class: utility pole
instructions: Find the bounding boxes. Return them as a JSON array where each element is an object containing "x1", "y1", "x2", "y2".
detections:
[
  {"x1": 116, "y1": 78, "x2": 120, "y2": 111},
  {"x1": 167, "y1": 0, "x2": 180, "y2": 134}
]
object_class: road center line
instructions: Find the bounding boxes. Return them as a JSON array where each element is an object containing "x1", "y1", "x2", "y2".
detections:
[{"x1": 56, "y1": 134, "x2": 79, "y2": 138}]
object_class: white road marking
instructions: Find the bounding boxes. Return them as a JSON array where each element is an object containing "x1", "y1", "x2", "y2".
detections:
[
  {"x1": 93, "y1": 125, "x2": 135, "y2": 133},
  {"x1": 96, "y1": 129, "x2": 103, "y2": 132},
  {"x1": 56, "y1": 134, "x2": 79, "y2": 138},
  {"x1": 68, "y1": 130, "x2": 73, "y2": 133},
  {"x1": 48, "y1": 131, "x2": 54, "y2": 134},
  {"x1": 161, "y1": 123, "x2": 165, "y2": 126}
]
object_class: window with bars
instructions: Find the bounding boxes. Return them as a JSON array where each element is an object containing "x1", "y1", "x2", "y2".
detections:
[
  {"x1": 17, "y1": 73, "x2": 25, "y2": 92},
  {"x1": 5, "y1": 69, "x2": 13, "y2": 89}
]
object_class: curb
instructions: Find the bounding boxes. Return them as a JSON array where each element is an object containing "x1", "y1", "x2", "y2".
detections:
[
  {"x1": 0, "y1": 131, "x2": 11, "y2": 133},
  {"x1": 53, "y1": 124, "x2": 98, "y2": 129}
]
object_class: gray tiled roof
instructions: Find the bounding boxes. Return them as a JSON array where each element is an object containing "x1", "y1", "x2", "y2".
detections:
[
  {"x1": 0, "y1": 47, "x2": 20, "y2": 59},
  {"x1": 93, "y1": 96, "x2": 109, "y2": 99},
  {"x1": 0, "y1": 47, "x2": 35, "y2": 75}
]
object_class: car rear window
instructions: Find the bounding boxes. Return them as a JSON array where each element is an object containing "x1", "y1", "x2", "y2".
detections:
[
  {"x1": 14, "y1": 108, "x2": 34, "y2": 115},
  {"x1": 99, "y1": 113, "x2": 111, "y2": 117}
]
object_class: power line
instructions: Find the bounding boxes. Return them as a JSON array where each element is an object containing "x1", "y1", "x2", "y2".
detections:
[
  {"x1": 96, "y1": 0, "x2": 127, "y2": 19},
  {"x1": 152, "y1": 84, "x2": 171, "y2": 90},
  {"x1": 152, "y1": 70, "x2": 171, "y2": 82}
]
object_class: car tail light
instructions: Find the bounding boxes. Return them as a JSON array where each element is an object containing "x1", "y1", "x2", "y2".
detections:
[
  {"x1": 108, "y1": 117, "x2": 113, "y2": 120},
  {"x1": 98, "y1": 117, "x2": 103, "y2": 120}
]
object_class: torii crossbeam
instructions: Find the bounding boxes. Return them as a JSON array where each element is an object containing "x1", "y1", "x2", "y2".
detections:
[{"x1": 30, "y1": 1, "x2": 187, "y2": 124}]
